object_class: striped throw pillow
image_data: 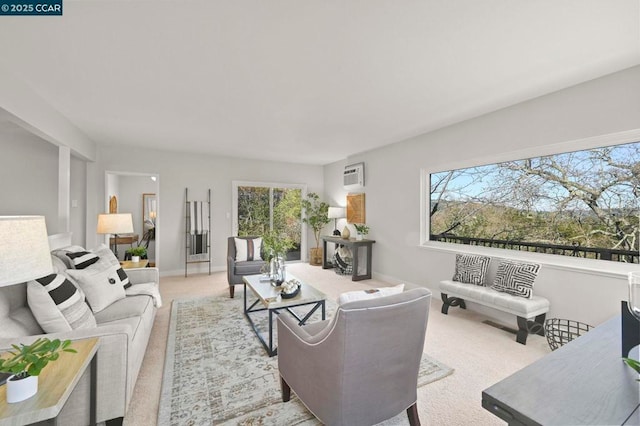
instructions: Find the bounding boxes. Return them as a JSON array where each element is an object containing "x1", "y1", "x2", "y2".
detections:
[
  {"x1": 234, "y1": 237, "x2": 263, "y2": 261},
  {"x1": 27, "y1": 273, "x2": 97, "y2": 333},
  {"x1": 66, "y1": 251, "x2": 100, "y2": 269}
]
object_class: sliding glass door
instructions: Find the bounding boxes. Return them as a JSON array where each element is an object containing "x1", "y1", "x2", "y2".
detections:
[{"x1": 233, "y1": 182, "x2": 305, "y2": 261}]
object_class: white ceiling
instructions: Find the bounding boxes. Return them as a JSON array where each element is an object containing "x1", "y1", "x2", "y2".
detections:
[{"x1": 0, "y1": 1, "x2": 639, "y2": 165}]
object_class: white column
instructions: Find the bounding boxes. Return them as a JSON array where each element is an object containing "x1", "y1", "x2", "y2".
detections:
[{"x1": 58, "y1": 146, "x2": 70, "y2": 233}]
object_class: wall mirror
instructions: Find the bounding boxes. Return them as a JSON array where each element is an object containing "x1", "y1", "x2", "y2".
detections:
[{"x1": 143, "y1": 193, "x2": 157, "y2": 241}]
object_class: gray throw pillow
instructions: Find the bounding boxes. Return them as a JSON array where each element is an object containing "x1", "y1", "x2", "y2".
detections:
[
  {"x1": 491, "y1": 260, "x2": 540, "y2": 299},
  {"x1": 452, "y1": 254, "x2": 491, "y2": 285}
]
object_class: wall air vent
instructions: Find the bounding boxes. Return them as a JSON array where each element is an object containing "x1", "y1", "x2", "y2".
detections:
[{"x1": 343, "y1": 162, "x2": 364, "y2": 190}]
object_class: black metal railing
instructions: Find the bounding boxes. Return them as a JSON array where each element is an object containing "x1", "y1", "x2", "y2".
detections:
[{"x1": 430, "y1": 234, "x2": 639, "y2": 264}]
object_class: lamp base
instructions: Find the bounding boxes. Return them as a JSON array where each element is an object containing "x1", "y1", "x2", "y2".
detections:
[{"x1": 333, "y1": 229, "x2": 341, "y2": 236}]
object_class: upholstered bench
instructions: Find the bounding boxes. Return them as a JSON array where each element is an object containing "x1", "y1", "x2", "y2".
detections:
[{"x1": 439, "y1": 254, "x2": 550, "y2": 345}]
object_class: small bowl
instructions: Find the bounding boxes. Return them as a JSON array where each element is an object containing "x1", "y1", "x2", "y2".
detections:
[{"x1": 281, "y1": 285, "x2": 300, "y2": 299}]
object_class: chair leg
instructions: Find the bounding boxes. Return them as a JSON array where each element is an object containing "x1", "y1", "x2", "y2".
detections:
[
  {"x1": 406, "y1": 403, "x2": 420, "y2": 426},
  {"x1": 281, "y1": 376, "x2": 291, "y2": 402},
  {"x1": 229, "y1": 285, "x2": 235, "y2": 298}
]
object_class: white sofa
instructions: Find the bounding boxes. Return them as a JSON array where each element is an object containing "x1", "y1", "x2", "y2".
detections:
[{"x1": 0, "y1": 234, "x2": 159, "y2": 425}]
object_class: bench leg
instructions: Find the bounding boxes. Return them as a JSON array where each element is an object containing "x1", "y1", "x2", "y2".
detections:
[
  {"x1": 441, "y1": 293, "x2": 466, "y2": 315},
  {"x1": 516, "y1": 314, "x2": 546, "y2": 345}
]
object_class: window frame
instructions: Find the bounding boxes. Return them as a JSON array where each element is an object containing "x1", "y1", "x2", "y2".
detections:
[
  {"x1": 419, "y1": 129, "x2": 640, "y2": 278},
  {"x1": 232, "y1": 180, "x2": 308, "y2": 261}
]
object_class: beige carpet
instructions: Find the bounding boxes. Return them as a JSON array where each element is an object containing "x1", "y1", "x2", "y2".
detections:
[{"x1": 125, "y1": 263, "x2": 550, "y2": 425}]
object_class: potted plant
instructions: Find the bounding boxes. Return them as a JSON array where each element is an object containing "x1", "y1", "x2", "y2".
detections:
[
  {"x1": 126, "y1": 246, "x2": 147, "y2": 263},
  {"x1": 623, "y1": 357, "x2": 640, "y2": 381},
  {"x1": 261, "y1": 230, "x2": 295, "y2": 284},
  {"x1": 354, "y1": 224, "x2": 370, "y2": 240},
  {"x1": 301, "y1": 193, "x2": 330, "y2": 266},
  {"x1": 0, "y1": 337, "x2": 76, "y2": 403}
]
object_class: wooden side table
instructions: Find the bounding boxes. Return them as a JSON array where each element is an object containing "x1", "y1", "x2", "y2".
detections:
[
  {"x1": 120, "y1": 259, "x2": 149, "y2": 269},
  {"x1": 0, "y1": 337, "x2": 100, "y2": 426},
  {"x1": 321, "y1": 236, "x2": 376, "y2": 280}
]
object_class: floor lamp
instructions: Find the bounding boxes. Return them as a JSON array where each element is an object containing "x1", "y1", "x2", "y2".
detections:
[
  {"x1": 97, "y1": 213, "x2": 134, "y2": 260},
  {"x1": 328, "y1": 207, "x2": 345, "y2": 236}
]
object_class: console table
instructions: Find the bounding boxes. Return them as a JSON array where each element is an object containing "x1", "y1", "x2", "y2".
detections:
[
  {"x1": 0, "y1": 337, "x2": 99, "y2": 425},
  {"x1": 321, "y1": 236, "x2": 375, "y2": 281},
  {"x1": 482, "y1": 315, "x2": 640, "y2": 425}
]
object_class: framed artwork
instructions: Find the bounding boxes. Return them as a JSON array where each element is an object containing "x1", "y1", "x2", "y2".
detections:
[{"x1": 346, "y1": 193, "x2": 365, "y2": 223}]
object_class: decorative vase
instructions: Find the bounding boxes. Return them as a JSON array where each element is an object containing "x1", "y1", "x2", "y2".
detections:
[
  {"x1": 270, "y1": 255, "x2": 286, "y2": 286},
  {"x1": 356, "y1": 233, "x2": 363, "y2": 241},
  {"x1": 132, "y1": 255, "x2": 141, "y2": 263},
  {"x1": 341, "y1": 226, "x2": 351, "y2": 240},
  {"x1": 6, "y1": 374, "x2": 38, "y2": 403}
]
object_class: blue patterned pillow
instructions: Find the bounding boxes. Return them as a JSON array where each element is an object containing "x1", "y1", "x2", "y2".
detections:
[
  {"x1": 491, "y1": 260, "x2": 540, "y2": 299},
  {"x1": 452, "y1": 254, "x2": 491, "y2": 285}
]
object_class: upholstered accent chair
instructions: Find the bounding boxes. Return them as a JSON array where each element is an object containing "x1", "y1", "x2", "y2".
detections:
[
  {"x1": 277, "y1": 287, "x2": 432, "y2": 426},
  {"x1": 226, "y1": 236, "x2": 266, "y2": 298}
]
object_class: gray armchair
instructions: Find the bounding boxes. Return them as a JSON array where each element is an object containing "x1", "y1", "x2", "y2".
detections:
[
  {"x1": 227, "y1": 236, "x2": 266, "y2": 298},
  {"x1": 277, "y1": 287, "x2": 432, "y2": 426}
]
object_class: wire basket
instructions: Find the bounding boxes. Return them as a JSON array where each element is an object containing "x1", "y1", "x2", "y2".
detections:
[{"x1": 544, "y1": 318, "x2": 593, "y2": 351}]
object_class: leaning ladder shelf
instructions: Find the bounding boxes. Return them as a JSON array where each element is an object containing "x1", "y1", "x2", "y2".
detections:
[{"x1": 185, "y1": 188, "x2": 212, "y2": 277}]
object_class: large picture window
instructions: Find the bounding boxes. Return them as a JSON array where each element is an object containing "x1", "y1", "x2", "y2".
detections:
[{"x1": 428, "y1": 141, "x2": 640, "y2": 263}]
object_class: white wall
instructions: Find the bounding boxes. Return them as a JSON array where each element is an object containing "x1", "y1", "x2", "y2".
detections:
[
  {"x1": 325, "y1": 65, "x2": 640, "y2": 327},
  {"x1": 90, "y1": 144, "x2": 324, "y2": 276},
  {"x1": 0, "y1": 131, "x2": 88, "y2": 244}
]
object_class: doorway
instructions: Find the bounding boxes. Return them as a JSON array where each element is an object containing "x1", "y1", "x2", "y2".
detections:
[{"x1": 105, "y1": 171, "x2": 160, "y2": 266}]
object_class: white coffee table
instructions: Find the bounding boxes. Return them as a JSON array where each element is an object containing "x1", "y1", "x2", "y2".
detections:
[{"x1": 243, "y1": 273, "x2": 326, "y2": 356}]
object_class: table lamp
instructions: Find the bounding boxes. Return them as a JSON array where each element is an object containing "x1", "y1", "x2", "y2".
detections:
[
  {"x1": 0, "y1": 216, "x2": 53, "y2": 287},
  {"x1": 97, "y1": 213, "x2": 134, "y2": 259},
  {"x1": 328, "y1": 207, "x2": 345, "y2": 236}
]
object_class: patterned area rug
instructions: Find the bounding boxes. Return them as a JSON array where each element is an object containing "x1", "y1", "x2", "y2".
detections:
[{"x1": 157, "y1": 294, "x2": 454, "y2": 425}]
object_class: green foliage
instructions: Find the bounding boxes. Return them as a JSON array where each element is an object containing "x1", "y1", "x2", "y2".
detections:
[
  {"x1": 623, "y1": 357, "x2": 640, "y2": 381},
  {"x1": 354, "y1": 224, "x2": 370, "y2": 235},
  {"x1": 0, "y1": 338, "x2": 76, "y2": 379},
  {"x1": 301, "y1": 192, "x2": 330, "y2": 249},
  {"x1": 126, "y1": 246, "x2": 147, "y2": 257},
  {"x1": 261, "y1": 229, "x2": 295, "y2": 261}
]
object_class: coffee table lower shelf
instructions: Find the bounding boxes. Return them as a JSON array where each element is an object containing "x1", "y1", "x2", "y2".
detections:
[{"x1": 243, "y1": 283, "x2": 325, "y2": 357}]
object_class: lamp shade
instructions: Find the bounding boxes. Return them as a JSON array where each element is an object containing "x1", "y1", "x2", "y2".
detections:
[
  {"x1": 97, "y1": 213, "x2": 134, "y2": 234},
  {"x1": 0, "y1": 216, "x2": 53, "y2": 286},
  {"x1": 328, "y1": 207, "x2": 346, "y2": 219}
]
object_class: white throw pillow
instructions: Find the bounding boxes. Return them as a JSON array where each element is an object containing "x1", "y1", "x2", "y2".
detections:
[
  {"x1": 67, "y1": 265, "x2": 127, "y2": 313},
  {"x1": 89, "y1": 244, "x2": 131, "y2": 289},
  {"x1": 27, "y1": 273, "x2": 97, "y2": 333},
  {"x1": 234, "y1": 237, "x2": 263, "y2": 261},
  {"x1": 338, "y1": 284, "x2": 405, "y2": 305}
]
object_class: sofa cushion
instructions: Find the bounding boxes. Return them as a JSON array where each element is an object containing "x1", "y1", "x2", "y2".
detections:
[
  {"x1": 338, "y1": 284, "x2": 405, "y2": 305},
  {"x1": 452, "y1": 254, "x2": 490, "y2": 285},
  {"x1": 235, "y1": 237, "x2": 263, "y2": 261},
  {"x1": 67, "y1": 265, "x2": 127, "y2": 313},
  {"x1": 491, "y1": 260, "x2": 540, "y2": 299},
  {"x1": 93, "y1": 294, "x2": 154, "y2": 325},
  {"x1": 66, "y1": 251, "x2": 100, "y2": 269},
  {"x1": 27, "y1": 273, "x2": 97, "y2": 333}
]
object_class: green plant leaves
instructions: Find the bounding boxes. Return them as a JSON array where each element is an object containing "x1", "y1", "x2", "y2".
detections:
[
  {"x1": 623, "y1": 357, "x2": 640, "y2": 381},
  {"x1": 0, "y1": 338, "x2": 75, "y2": 377}
]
